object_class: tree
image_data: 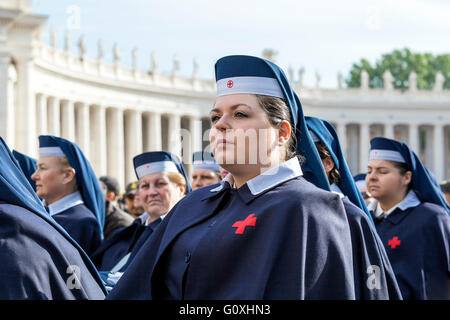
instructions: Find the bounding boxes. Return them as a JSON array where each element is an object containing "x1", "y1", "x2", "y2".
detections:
[{"x1": 346, "y1": 48, "x2": 450, "y2": 90}]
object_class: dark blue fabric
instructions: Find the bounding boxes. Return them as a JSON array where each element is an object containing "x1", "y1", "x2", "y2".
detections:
[
  {"x1": 52, "y1": 204, "x2": 102, "y2": 257},
  {"x1": 39, "y1": 135, "x2": 105, "y2": 237},
  {"x1": 354, "y1": 173, "x2": 367, "y2": 183},
  {"x1": 12, "y1": 150, "x2": 37, "y2": 191},
  {"x1": 107, "y1": 177, "x2": 356, "y2": 300},
  {"x1": 305, "y1": 116, "x2": 372, "y2": 220},
  {"x1": 342, "y1": 197, "x2": 402, "y2": 299},
  {"x1": 119, "y1": 218, "x2": 161, "y2": 272},
  {"x1": 214, "y1": 55, "x2": 330, "y2": 192},
  {"x1": 91, "y1": 218, "x2": 146, "y2": 271},
  {"x1": 370, "y1": 137, "x2": 449, "y2": 213},
  {"x1": 0, "y1": 137, "x2": 106, "y2": 298},
  {"x1": 372, "y1": 202, "x2": 450, "y2": 299},
  {"x1": 134, "y1": 151, "x2": 192, "y2": 193}
]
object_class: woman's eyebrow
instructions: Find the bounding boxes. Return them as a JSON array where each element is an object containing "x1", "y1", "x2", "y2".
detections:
[{"x1": 210, "y1": 103, "x2": 252, "y2": 114}]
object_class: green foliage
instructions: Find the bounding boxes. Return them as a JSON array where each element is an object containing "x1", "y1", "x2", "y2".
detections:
[{"x1": 346, "y1": 48, "x2": 450, "y2": 90}]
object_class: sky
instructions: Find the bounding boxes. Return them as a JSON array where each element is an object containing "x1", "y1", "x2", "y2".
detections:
[{"x1": 31, "y1": 0, "x2": 450, "y2": 88}]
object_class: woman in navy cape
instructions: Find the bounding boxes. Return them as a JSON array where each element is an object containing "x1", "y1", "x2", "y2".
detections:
[
  {"x1": 0, "y1": 137, "x2": 106, "y2": 299},
  {"x1": 31, "y1": 135, "x2": 105, "y2": 256},
  {"x1": 107, "y1": 55, "x2": 356, "y2": 300},
  {"x1": 91, "y1": 151, "x2": 190, "y2": 274},
  {"x1": 367, "y1": 137, "x2": 449, "y2": 299},
  {"x1": 305, "y1": 116, "x2": 402, "y2": 299}
]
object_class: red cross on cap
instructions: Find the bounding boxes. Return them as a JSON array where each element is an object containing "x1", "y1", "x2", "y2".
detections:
[
  {"x1": 227, "y1": 80, "x2": 234, "y2": 88},
  {"x1": 146, "y1": 164, "x2": 150, "y2": 168}
]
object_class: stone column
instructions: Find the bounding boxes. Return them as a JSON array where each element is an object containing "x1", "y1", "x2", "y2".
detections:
[
  {"x1": 433, "y1": 124, "x2": 444, "y2": 181},
  {"x1": 75, "y1": 102, "x2": 90, "y2": 158},
  {"x1": 4, "y1": 63, "x2": 16, "y2": 147},
  {"x1": 145, "y1": 112, "x2": 162, "y2": 151},
  {"x1": 90, "y1": 105, "x2": 107, "y2": 177},
  {"x1": 61, "y1": 100, "x2": 76, "y2": 141},
  {"x1": 337, "y1": 122, "x2": 347, "y2": 160},
  {"x1": 408, "y1": 123, "x2": 419, "y2": 155},
  {"x1": 106, "y1": 108, "x2": 125, "y2": 190},
  {"x1": 47, "y1": 97, "x2": 61, "y2": 136},
  {"x1": 167, "y1": 114, "x2": 181, "y2": 158},
  {"x1": 384, "y1": 123, "x2": 395, "y2": 139},
  {"x1": 359, "y1": 122, "x2": 370, "y2": 173},
  {"x1": 124, "y1": 110, "x2": 143, "y2": 185},
  {"x1": 36, "y1": 93, "x2": 48, "y2": 136},
  {"x1": 15, "y1": 58, "x2": 37, "y2": 157}
]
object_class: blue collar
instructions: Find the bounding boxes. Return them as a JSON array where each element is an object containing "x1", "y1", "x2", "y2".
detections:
[
  {"x1": 330, "y1": 183, "x2": 344, "y2": 198},
  {"x1": 210, "y1": 157, "x2": 303, "y2": 196},
  {"x1": 369, "y1": 189, "x2": 421, "y2": 218},
  {"x1": 47, "y1": 191, "x2": 84, "y2": 216}
]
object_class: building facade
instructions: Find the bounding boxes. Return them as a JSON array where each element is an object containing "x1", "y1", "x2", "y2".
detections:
[{"x1": 1, "y1": 2, "x2": 449, "y2": 190}]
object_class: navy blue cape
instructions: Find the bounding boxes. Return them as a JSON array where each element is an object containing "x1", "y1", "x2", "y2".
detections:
[
  {"x1": 107, "y1": 177, "x2": 356, "y2": 300},
  {"x1": 0, "y1": 137, "x2": 106, "y2": 299}
]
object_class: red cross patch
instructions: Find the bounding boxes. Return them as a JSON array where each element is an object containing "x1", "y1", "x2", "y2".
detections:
[
  {"x1": 227, "y1": 80, "x2": 234, "y2": 88},
  {"x1": 232, "y1": 214, "x2": 257, "y2": 234},
  {"x1": 146, "y1": 164, "x2": 150, "y2": 168},
  {"x1": 388, "y1": 236, "x2": 401, "y2": 249}
]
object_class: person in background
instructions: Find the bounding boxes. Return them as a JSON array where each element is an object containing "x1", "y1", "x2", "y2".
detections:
[
  {"x1": 0, "y1": 137, "x2": 106, "y2": 299},
  {"x1": 440, "y1": 180, "x2": 450, "y2": 205},
  {"x1": 99, "y1": 176, "x2": 134, "y2": 240},
  {"x1": 31, "y1": 135, "x2": 104, "y2": 257},
  {"x1": 366, "y1": 137, "x2": 450, "y2": 299},
  {"x1": 121, "y1": 181, "x2": 144, "y2": 219},
  {"x1": 305, "y1": 116, "x2": 402, "y2": 299},
  {"x1": 91, "y1": 151, "x2": 191, "y2": 274},
  {"x1": 354, "y1": 173, "x2": 373, "y2": 205},
  {"x1": 191, "y1": 151, "x2": 222, "y2": 190}
]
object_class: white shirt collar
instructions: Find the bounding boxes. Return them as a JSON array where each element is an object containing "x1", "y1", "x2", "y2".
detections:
[
  {"x1": 210, "y1": 157, "x2": 303, "y2": 195},
  {"x1": 369, "y1": 189, "x2": 421, "y2": 218},
  {"x1": 46, "y1": 191, "x2": 84, "y2": 216}
]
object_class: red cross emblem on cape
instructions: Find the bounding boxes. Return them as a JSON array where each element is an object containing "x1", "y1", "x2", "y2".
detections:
[
  {"x1": 232, "y1": 214, "x2": 257, "y2": 235},
  {"x1": 388, "y1": 236, "x2": 401, "y2": 249},
  {"x1": 227, "y1": 80, "x2": 234, "y2": 88}
]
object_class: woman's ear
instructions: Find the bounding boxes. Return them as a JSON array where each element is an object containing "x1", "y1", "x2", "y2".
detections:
[
  {"x1": 322, "y1": 157, "x2": 335, "y2": 175},
  {"x1": 62, "y1": 167, "x2": 76, "y2": 185},
  {"x1": 178, "y1": 185, "x2": 186, "y2": 196},
  {"x1": 278, "y1": 120, "x2": 291, "y2": 146},
  {"x1": 403, "y1": 170, "x2": 412, "y2": 186}
]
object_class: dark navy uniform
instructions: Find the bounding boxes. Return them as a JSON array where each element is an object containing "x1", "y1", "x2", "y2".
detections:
[
  {"x1": 342, "y1": 197, "x2": 402, "y2": 299},
  {"x1": 371, "y1": 198, "x2": 450, "y2": 299},
  {"x1": 92, "y1": 215, "x2": 160, "y2": 271},
  {"x1": 0, "y1": 137, "x2": 106, "y2": 299},
  {"x1": 305, "y1": 117, "x2": 402, "y2": 299},
  {"x1": 107, "y1": 158, "x2": 356, "y2": 299},
  {"x1": 368, "y1": 137, "x2": 450, "y2": 300},
  {"x1": 0, "y1": 202, "x2": 106, "y2": 299},
  {"x1": 52, "y1": 203, "x2": 102, "y2": 257}
]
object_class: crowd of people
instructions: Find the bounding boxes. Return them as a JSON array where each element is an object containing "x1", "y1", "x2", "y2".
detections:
[{"x1": 0, "y1": 55, "x2": 448, "y2": 300}]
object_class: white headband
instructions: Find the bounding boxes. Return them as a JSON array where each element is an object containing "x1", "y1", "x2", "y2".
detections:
[
  {"x1": 369, "y1": 149, "x2": 406, "y2": 163},
  {"x1": 135, "y1": 161, "x2": 179, "y2": 179},
  {"x1": 216, "y1": 76, "x2": 284, "y2": 99},
  {"x1": 39, "y1": 146, "x2": 66, "y2": 157}
]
